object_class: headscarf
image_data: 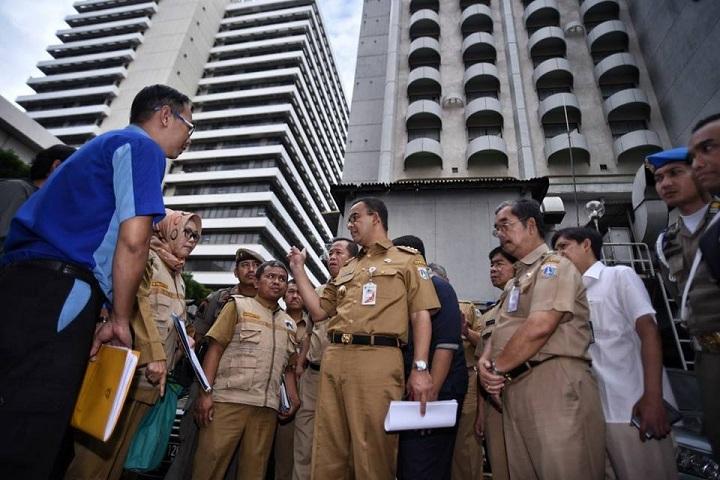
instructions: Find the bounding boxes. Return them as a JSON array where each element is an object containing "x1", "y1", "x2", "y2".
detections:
[{"x1": 150, "y1": 208, "x2": 202, "y2": 272}]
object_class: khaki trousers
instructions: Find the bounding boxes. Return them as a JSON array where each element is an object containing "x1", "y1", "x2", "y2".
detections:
[
  {"x1": 451, "y1": 369, "x2": 483, "y2": 480},
  {"x1": 193, "y1": 402, "x2": 277, "y2": 480},
  {"x1": 484, "y1": 398, "x2": 509, "y2": 480},
  {"x1": 604, "y1": 423, "x2": 678, "y2": 480},
  {"x1": 293, "y1": 366, "x2": 320, "y2": 480},
  {"x1": 65, "y1": 398, "x2": 151, "y2": 480},
  {"x1": 310, "y1": 345, "x2": 404, "y2": 480},
  {"x1": 274, "y1": 416, "x2": 295, "y2": 480},
  {"x1": 503, "y1": 357, "x2": 606, "y2": 480}
]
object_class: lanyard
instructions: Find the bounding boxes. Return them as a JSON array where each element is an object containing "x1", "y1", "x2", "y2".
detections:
[{"x1": 681, "y1": 210, "x2": 720, "y2": 321}]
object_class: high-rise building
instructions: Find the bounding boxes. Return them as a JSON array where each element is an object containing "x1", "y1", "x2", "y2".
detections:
[
  {"x1": 17, "y1": 0, "x2": 349, "y2": 286},
  {"x1": 336, "y1": 0, "x2": 715, "y2": 300}
]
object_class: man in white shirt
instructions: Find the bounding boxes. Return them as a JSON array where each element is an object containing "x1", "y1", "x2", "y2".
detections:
[{"x1": 552, "y1": 227, "x2": 678, "y2": 480}]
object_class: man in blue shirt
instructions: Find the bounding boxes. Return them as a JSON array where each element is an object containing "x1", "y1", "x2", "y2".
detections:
[
  {"x1": 393, "y1": 235, "x2": 468, "y2": 480},
  {"x1": 0, "y1": 84, "x2": 193, "y2": 478}
]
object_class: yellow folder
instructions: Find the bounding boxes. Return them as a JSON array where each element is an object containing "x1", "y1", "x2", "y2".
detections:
[{"x1": 71, "y1": 345, "x2": 140, "y2": 442}]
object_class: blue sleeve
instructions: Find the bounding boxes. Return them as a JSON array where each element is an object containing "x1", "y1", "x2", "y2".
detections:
[
  {"x1": 112, "y1": 138, "x2": 166, "y2": 224},
  {"x1": 431, "y1": 278, "x2": 462, "y2": 349}
]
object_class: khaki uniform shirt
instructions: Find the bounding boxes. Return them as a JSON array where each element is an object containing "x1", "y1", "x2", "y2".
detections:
[
  {"x1": 308, "y1": 285, "x2": 330, "y2": 364},
  {"x1": 662, "y1": 201, "x2": 720, "y2": 335},
  {"x1": 132, "y1": 250, "x2": 185, "y2": 403},
  {"x1": 474, "y1": 302, "x2": 503, "y2": 359},
  {"x1": 459, "y1": 301, "x2": 480, "y2": 368},
  {"x1": 207, "y1": 296, "x2": 298, "y2": 411},
  {"x1": 318, "y1": 239, "x2": 440, "y2": 343},
  {"x1": 491, "y1": 243, "x2": 591, "y2": 362}
]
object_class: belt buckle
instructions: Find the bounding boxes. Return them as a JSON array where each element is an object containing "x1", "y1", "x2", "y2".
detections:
[{"x1": 341, "y1": 333, "x2": 352, "y2": 345}]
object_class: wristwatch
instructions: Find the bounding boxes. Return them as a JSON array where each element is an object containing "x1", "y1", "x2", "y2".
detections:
[
  {"x1": 413, "y1": 360, "x2": 428, "y2": 372},
  {"x1": 490, "y1": 359, "x2": 505, "y2": 378}
]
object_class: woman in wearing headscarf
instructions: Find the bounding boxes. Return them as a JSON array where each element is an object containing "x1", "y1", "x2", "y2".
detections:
[{"x1": 66, "y1": 209, "x2": 202, "y2": 480}]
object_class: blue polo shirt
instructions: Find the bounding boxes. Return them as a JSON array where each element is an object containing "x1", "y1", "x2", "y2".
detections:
[{"x1": 2, "y1": 125, "x2": 166, "y2": 302}]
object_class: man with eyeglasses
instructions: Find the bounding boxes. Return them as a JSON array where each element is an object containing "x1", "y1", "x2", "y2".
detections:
[
  {"x1": 288, "y1": 197, "x2": 439, "y2": 479},
  {"x1": 0, "y1": 84, "x2": 192, "y2": 478},
  {"x1": 478, "y1": 199, "x2": 605, "y2": 480}
]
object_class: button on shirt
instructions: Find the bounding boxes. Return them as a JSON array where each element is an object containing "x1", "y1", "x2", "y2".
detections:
[{"x1": 583, "y1": 261, "x2": 676, "y2": 423}]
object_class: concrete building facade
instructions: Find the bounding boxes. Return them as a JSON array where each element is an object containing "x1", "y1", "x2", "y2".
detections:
[
  {"x1": 338, "y1": 0, "x2": 684, "y2": 300},
  {"x1": 19, "y1": 0, "x2": 348, "y2": 286},
  {"x1": 0, "y1": 95, "x2": 61, "y2": 163}
]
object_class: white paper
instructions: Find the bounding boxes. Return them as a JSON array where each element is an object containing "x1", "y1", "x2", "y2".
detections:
[
  {"x1": 172, "y1": 313, "x2": 212, "y2": 392},
  {"x1": 105, "y1": 347, "x2": 138, "y2": 441},
  {"x1": 383, "y1": 400, "x2": 458, "y2": 432}
]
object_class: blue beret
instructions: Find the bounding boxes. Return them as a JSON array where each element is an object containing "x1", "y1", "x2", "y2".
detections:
[{"x1": 645, "y1": 147, "x2": 689, "y2": 172}]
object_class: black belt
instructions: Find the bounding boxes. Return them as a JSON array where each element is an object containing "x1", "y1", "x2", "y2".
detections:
[
  {"x1": 504, "y1": 357, "x2": 557, "y2": 381},
  {"x1": 328, "y1": 331, "x2": 401, "y2": 348},
  {"x1": 308, "y1": 361, "x2": 321, "y2": 371},
  {"x1": 7, "y1": 258, "x2": 100, "y2": 292}
]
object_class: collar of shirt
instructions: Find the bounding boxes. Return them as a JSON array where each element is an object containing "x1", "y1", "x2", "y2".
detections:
[
  {"x1": 582, "y1": 261, "x2": 605, "y2": 286},
  {"x1": 361, "y1": 238, "x2": 393, "y2": 256},
  {"x1": 517, "y1": 242, "x2": 549, "y2": 267},
  {"x1": 255, "y1": 295, "x2": 282, "y2": 313},
  {"x1": 680, "y1": 203, "x2": 710, "y2": 236},
  {"x1": 126, "y1": 124, "x2": 152, "y2": 138}
]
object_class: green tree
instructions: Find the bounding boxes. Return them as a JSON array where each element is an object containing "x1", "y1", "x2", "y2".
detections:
[
  {"x1": 183, "y1": 271, "x2": 211, "y2": 304},
  {"x1": 0, "y1": 149, "x2": 30, "y2": 178}
]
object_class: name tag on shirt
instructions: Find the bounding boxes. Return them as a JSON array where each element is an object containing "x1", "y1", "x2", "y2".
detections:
[
  {"x1": 362, "y1": 282, "x2": 377, "y2": 305},
  {"x1": 507, "y1": 285, "x2": 520, "y2": 313}
]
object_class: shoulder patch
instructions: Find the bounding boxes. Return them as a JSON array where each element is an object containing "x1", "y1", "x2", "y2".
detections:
[
  {"x1": 417, "y1": 266, "x2": 430, "y2": 280},
  {"x1": 283, "y1": 318, "x2": 297, "y2": 331},
  {"x1": 396, "y1": 245, "x2": 420, "y2": 255},
  {"x1": 541, "y1": 264, "x2": 558, "y2": 278}
]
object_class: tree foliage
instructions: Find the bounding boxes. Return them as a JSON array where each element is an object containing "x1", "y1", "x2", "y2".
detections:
[
  {"x1": 182, "y1": 271, "x2": 212, "y2": 304},
  {"x1": 0, "y1": 149, "x2": 30, "y2": 178}
]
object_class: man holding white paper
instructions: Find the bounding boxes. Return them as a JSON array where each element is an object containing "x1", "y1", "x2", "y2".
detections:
[{"x1": 288, "y1": 197, "x2": 440, "y2": 479}]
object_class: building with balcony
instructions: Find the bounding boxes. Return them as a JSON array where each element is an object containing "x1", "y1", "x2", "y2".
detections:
[{"x1": 21, "y1": 0, "x2": 348, "y2": 286}]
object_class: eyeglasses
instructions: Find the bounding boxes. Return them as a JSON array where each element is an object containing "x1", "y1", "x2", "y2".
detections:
[
  {"x1": 173, "y1": 111, "x2": 195, "y2": 136},
  {"x1": 183, "y1": 228, "x2": 200, "y2": 242},
  {"x1": 492, "y1": 220, "x2": 518, "y2": 237}
]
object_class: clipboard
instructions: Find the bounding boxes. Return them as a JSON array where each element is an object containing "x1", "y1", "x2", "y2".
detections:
[{"x1": 172, "y1": 313, "x2": 212, "y2": 393}]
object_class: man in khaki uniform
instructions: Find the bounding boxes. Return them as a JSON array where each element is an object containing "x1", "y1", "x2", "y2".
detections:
[
  {"x1": 288, "y1": 197, "x2": 440, "y2": 479},
  {"x1": 274, "y1": 280, "x2": 308, "y2": 480},
  {"x1": 479, "y1": 199, "x2": 605, "y2": 480},
  {"x1": 193, "y1": 261, "x2": 300, "y2": 480},
  {"x1": 451, "y1": 299, "x2": 483, "y2": 480},
  {"x1": 472, "y1": 246, "x2": 516, "y2": 480},
  {"x1": 292, "y1": 238, "x2": 358, "y2": 480}
]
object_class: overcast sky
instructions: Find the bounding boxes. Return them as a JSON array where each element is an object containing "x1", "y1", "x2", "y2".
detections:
[{"x1": 0, "y1": 0, "x2": 363, "y2": 108}]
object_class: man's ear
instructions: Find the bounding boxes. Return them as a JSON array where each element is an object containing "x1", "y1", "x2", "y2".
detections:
[
  {"x1": 50, "y1": 159, "x2": 62, "y2": 173},
  {"x1": 582, "y1": 238, "x2": 592, "y2": 253}
]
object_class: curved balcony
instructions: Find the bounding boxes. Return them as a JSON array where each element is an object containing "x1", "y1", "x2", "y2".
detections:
[
  {"x1": 467, "y1": 135, "x2": 508, "y2": 167},
  {"x1": 404, "y1": 138, "x2": 442, "y2": 169},
  {"x1": 461, "y1": 4, "x2": 493, "y2": 36},
  {"x1": 407, "y1": 67, "x2": 441, "y2": 98},
  {"x1": 464, "y1": 62, "x2": 500, "y2": 95},
  {"x1": 409, "y1": 37, "x2": 441, "y2": 69},
  {"x1": 588, "y1": 20, "x2": 628, "y2": 55},
  {"x1": 614, "y1": 129, "x2": 662, "y2": 163},
  {"x1": 524, "y1": 0, "x2": 560, "y2": 31},
  {"x1": 581, "y1": 0, "x2": 620, "y2": 26},
  {"x1": 594, "y1": 52, "x2": 639, "y2": 86},
  {"x1": 545, "y1": 131, "x2": 590, "y2": 164},
  {"x1": 528, "y1": 26, "x2": 566, "y2": 59},
  {"x1": 465, "y1": 97, "x2": 503, "y2": 127},
  {"x1": 406, "y1": 99, "x2": 443, "y2": 129},
  {"x1": 409, "y1": 9, "x2": 440, "y2": 40},
  {"x1": 538, "y1": 92, "x2": 581, "y2": 124},
  {"x1": 533, "y1": 57, "x2": 573, "y2": 90},
  {"x1": 410, "y1": 0, "x2": 439, "y2": 14},
  {"x1": 603, "y1": 88, "x2": 650, "y2": 121},
  {"x1": 462, "y1": 32, "x2": 496, "y2": 65}
]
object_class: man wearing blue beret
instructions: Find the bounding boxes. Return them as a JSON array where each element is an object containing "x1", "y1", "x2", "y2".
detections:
[{"x1": 648, "y1": 145, "x2": 720, "y2": 461}]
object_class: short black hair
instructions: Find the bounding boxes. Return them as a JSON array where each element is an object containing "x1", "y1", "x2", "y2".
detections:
[
  {"x1": 392, "y1": 235, "x2": 426, "y2": 258},
  {"x1": 495, "y1": 198, "x2": 546, "y2": 238},
  {"x1": 693, "y1": 113, "x2": 720, "y2": 133},
  {"x1": 130, "y1": 84, "x2": 191, "y2": 125},
  {"x1": 488, "y1": 246, "x2": 517, "y2": 264},
  {"x1": 30, "y1": 144, "x2": 76, "y2": 181},
  {"x1": 331, "y1": 236, "x2": 359, "y2": 257},
  {"x1": 352, "y1": 197, "x2": 388, "y2": 231},
  {"x1": 551, "y1": 227, "x2": 603, "y2": 261},
  {"x1": 256, "y1": 260, "x2": 289, "y2": 279}
]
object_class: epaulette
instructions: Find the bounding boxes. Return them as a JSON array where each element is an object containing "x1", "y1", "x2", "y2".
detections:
[{"x1": 396, "y1": 245, "x2": 420, "y2": 255}]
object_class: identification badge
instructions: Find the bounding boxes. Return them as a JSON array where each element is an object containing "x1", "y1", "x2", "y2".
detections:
[
  {"x1": 507, "y1": 285, "x2": 520, "y2": 313},
  {"x1": 361, "y1": 282, "x2": 377, "y2": 305}
]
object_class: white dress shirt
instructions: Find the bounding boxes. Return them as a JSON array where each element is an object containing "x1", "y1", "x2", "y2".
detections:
[{"x1": 583, "y1": 261, "x2": 677, "y2": 423}]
